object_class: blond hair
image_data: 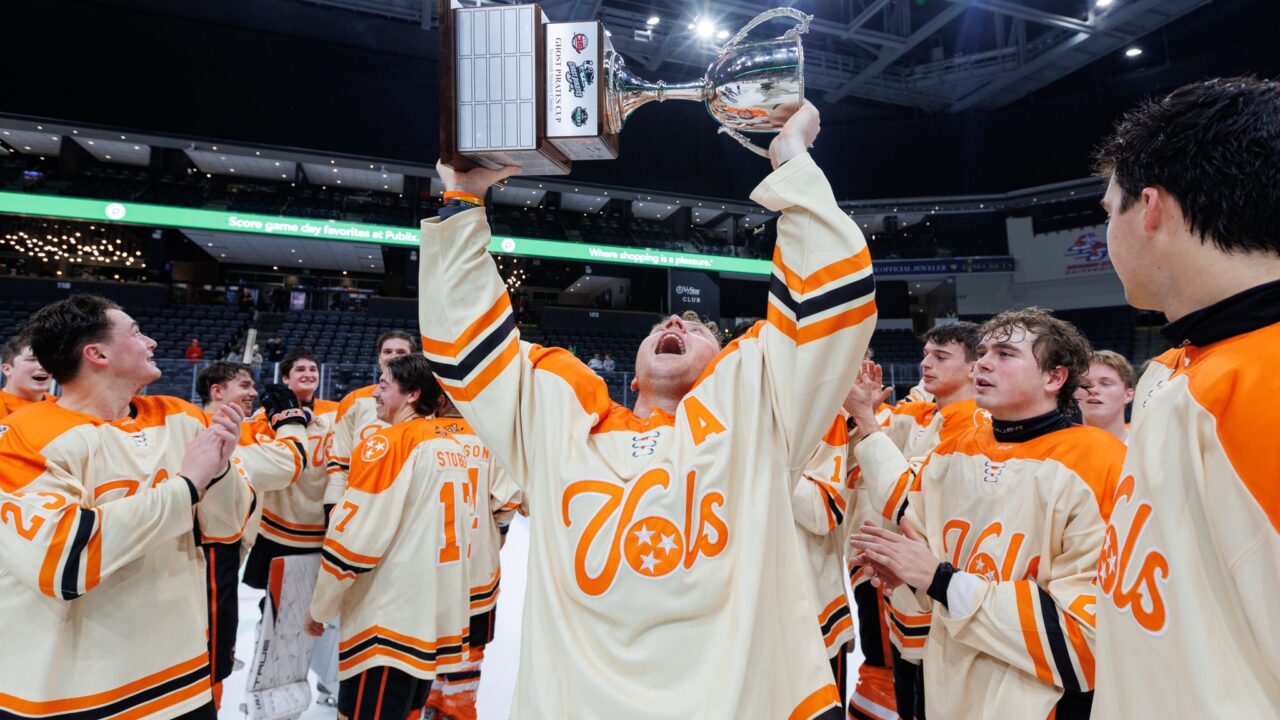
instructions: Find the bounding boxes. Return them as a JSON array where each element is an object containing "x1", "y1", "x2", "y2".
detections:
[{"x1": 1089, "y1": 349, "x2": 1138, "y2": 389}]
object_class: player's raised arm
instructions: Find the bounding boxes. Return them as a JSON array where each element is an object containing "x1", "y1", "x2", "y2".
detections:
[
  {"x1": 750, "y1": 103, "x2": 877, "y2": 471},
  {"x1": 419, "y1": 163, "x2": 611, "y2": 484}
]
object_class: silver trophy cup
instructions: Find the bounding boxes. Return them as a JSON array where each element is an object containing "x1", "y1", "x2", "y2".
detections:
[{"x1": 603, "y1": 8, "x2": 811, "y2": 158}]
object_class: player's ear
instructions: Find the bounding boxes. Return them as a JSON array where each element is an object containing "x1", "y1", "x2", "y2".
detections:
[{"x1": 1044, "y1": 365, "x2": 1069, "y2": 395}]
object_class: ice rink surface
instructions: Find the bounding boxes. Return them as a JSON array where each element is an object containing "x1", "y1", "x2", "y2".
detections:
[{"x1": 221, "y1": 514, "x2": 863, "y2": 718}]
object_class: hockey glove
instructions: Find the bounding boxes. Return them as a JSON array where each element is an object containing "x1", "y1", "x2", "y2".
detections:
[{"x1": 260, "y1": 383, "x2": 311, "y2": 430}]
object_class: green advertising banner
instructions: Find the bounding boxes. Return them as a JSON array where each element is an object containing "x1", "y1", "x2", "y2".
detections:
[{"x1": 0, "y1": 191, "x2": 774, "y2": 276}]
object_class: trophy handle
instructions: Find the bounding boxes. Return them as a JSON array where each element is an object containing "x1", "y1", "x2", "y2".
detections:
[
  {"x1": 721, "y1": 7, "x2": 812, "y2": 53},
  {"x1": 717, "y1": 126, "x2": 772, "y2": 159}
]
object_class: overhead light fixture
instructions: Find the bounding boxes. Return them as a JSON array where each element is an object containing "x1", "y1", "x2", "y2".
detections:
[
  {"x1": 647, "y1": 16, "x2": 659, "y2": 26},
  {"x1": 1125, "y1": 47, "x2": 1143, "y2": 57},
  {"x1": 716, "y1": 29, "x2": 729, "y2": 40},
  {"x1": 695, "y1": 20, "x2": 715, "y2": 38},
  {"x1": 1096, "y1": 0, "x2": 1113, "y2": 6}
]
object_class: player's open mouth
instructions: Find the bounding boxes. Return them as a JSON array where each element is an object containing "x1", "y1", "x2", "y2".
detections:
[
  {"x1": 655, "y1": 333, "x2": 686, "y2": 356},
  {"x1": 31, "y1": 373, "x2": 49, "y2": 383},
  {"x1": 975, "y1": 378, "x2": 993, "y2": 388}
]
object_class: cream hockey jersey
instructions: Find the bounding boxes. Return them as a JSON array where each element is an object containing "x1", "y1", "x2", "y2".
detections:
[
  {"x1": 854, "y1": 398, "x2": 990, "y2": 660},
  {"x1": 0, "y1": 395, "x2": 255, "y2": 718},
  {"x1": 324, "y1": 384, "x2": 386, "y2": 508},
  {"x1": 233, "y1": 415, "x2": 309, "y2": 546},
  {"x1": 792, "y1": 416, "x2": 857, "y2": 659},
  {"x1": 419, "y1": 153, "x2": 876, "y2": 720},
  {"x1": 256, "y1": 398, "x2": 338, "y2": 548},
  {"x1": 311, "y1": 417, "x2": 479, "y2": 680},
  {"x1": 449, "y1": 419, "x2": 522, "y2": 622},
  {"x1": 901, "y1": 424, "x2": 1123, "y2": 720},
  {"x1": 1094, "y1": 324, "x2": 1280, "y2": 719}
]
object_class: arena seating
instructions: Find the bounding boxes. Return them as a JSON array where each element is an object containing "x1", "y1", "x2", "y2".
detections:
[
  {"x1": 276, "y1": 308, "x2": 415, "y2": 366},
  {"x1": 869, "y1": 328, "x2": 925, "y2": 364}
]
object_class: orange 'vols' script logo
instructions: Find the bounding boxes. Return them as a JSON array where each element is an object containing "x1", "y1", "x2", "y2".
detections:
[
  {"x1": 562, "y1": 467, "x2": 728, "y2": 596},
  {"x1": 1098, "y1": 475, "x2": 1169, "y2": 635}
]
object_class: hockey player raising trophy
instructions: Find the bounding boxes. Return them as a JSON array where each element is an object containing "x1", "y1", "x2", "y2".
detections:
[{"x1": 425, "y1": 94, "x2": 876, "y2": 717}]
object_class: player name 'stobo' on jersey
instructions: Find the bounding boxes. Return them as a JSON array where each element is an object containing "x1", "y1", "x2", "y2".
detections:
[
  {"x1": 312, "y1": 417, "x2": 483, "y2": 681},
  {"x1": 0, "y1": 396, "x2": 255, "y2": 719},
  {"x1": 419, "y1": 153, "x2": 876, "y2": 720}
]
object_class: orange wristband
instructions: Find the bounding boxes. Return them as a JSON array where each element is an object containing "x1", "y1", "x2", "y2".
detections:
[{"x1": 443, "y1": 190, "x2": 484, "y2": 206}]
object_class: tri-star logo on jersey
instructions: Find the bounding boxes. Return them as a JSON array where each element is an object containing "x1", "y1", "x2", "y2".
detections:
[
  {"x1": 562, "y1": 466, "x2": 728, "y2": 595},
  {"x1": 361, "y1": 434, "x2": 390, "y2": 463}
]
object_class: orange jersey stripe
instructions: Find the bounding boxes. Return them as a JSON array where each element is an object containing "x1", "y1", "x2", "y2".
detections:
[
  {"x1": 324, "y1": 536, "x2": 382, "y2": 566},
  {"x1": 787, "y1": 684, "x2": 842, "y2": 720},
  {"x1": 772, "y1": 244, "x2": 873, "y2": 295},
  {"x1": 113, "y1": 681, "x2": 208, "y2": 720},
  {"x1": 767, "y1": 298, "x2": 876, "y2": 346},
  {"x1": 321, "y1": 559, "x2": 358, "y2": 582},
  {"x1": 0, "y1": 654, "x2": 207, "y2": 715},
  {"x1": 817, "y1": 596, "x2": 847, "y2": 626},
  {"x1": 340, "y1": 645, "x2": 466, "y2": 675},
  {"x1": 1014, "y1": 581, "x2": 1055, "y2": 686},
  {"x1": 1063, "y1": 614, "x2": 1095, "y2": 685},
  {"x1": 38, "y1": 509, "x2": 76, "y2": 598},
  {"x1": 260, "y1": 508, "x2": 326, "y2": 532},
  {"x1": 339, "y1": 626, "x2": 467, "y2": 654},
  {"x1": 421, "y1": 293, "x2": 512, "y2": 359},
  {"x1": 823, "y1": 616, "x2": 854, "y2": 648},
  {"x1": 439, "y1": 337, "x2": 520, "y2": 403}
]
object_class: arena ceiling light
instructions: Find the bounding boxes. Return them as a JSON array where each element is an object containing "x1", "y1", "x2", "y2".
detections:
[
  {"x1": 491, "y1": 185, "x2": 549, "y2": 208},
  {"x1": 1096, "y1": 0, "x2": 1114, "y2": 7},
  {"x1": 73, "y1": 137, "x2": 151, "y2": 167},
  {"x1": 646, "y1": 15, "x2": 659, "y2": 26},
  {"x1": 560, "y1": 193, "x2": 609, "y2": 214},
  {"x1": 0, "y1": 128, "x2": 62, "y2": 157},
  {"x1": 187, "y1": 150, "x2": 299, "y2": 182},
  {"x1": 1124, "y1": 47, "x2": 1143, "y2": 57},
  {"x1": 183, "y1": 229, "x2": 386, "y2": 273},
  {"x1": 301, "y1": 163, "x2": 404, "y2": 193}
]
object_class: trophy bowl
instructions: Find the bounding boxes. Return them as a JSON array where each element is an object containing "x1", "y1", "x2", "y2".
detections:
[{"x1": 603, "y1": 8, "x2": 811, "y2": 157}]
